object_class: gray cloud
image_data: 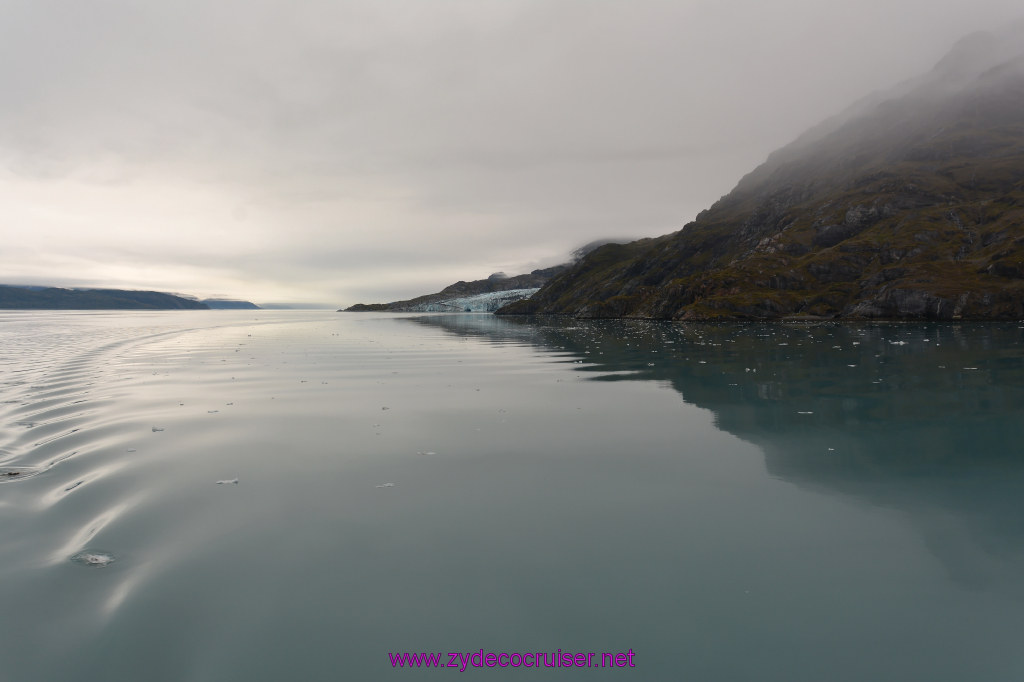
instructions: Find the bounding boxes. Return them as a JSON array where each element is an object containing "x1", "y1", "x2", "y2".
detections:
[{"x1": 2, "y1": 0, "x2": 1021, "y2": 305}]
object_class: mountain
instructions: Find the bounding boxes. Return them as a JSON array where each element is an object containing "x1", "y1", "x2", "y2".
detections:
[
  {"x1": 343, "y1": 266, "x2": 568, "y2": 312},
  {"x1": 200, "y1": 299, "x2": 261, "y2": 309},
  {"x1": 499, "y1": 25, "x2": 1024, "y2": 320},
  {"x1": 0, "y1": 286, "x2": 210, "y2": 310}
]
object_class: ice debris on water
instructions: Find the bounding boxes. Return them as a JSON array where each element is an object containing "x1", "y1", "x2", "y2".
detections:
[
  {"x1": 71, "y1": 550, "x2": 115, "y2": 567},
  {"x1": 151, "y1": 427, "x2": 164, "y2": 432},
  {"x1": 416, "y1": 451, "x2": 436, "y2": 456},
  {"x1": 376, "y1": 482, "x2": 395, "y2": 488},
  {"x1": 0, "y1": 466, "x2": 40, "y2": 481},
  {"x1": 216, "y1": 478, "x2": 239, "y2": 485}
]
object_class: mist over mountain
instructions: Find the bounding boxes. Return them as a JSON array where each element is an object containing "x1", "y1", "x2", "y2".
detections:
[{"x1": 500, "y1": 24, "x2": 1024, "y2": 320}]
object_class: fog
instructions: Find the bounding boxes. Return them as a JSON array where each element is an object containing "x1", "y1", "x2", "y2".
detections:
[{"x1": 1, "y1": 0, "x2": 1021, "y2": 305}]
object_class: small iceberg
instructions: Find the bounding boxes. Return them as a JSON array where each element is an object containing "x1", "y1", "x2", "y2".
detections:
[
  {"x1": 376, "y1": 482, "x2": 395, "y2": 488},
  {"x1": 216, "y1": 478, "x2": 239, "y2": 485}
]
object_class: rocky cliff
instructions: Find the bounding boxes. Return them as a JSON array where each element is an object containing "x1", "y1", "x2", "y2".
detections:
[{"x1": 499, "y1": 26, "x2": 1024, "y2": 320}]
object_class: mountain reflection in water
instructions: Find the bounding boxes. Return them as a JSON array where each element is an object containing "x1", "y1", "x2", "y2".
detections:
[{"x1": 407, "y1": 314, "x2": 1024, "y2": 591}]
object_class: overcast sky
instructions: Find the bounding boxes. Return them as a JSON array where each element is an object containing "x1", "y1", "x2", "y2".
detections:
[{"x1": 2, "y1": 0, "x2": 1021, "y2": 306}]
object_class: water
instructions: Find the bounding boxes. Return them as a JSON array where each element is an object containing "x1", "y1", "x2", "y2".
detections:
[{"x1": 2, "y1": 311, "x2": 1024, "y2": 681}]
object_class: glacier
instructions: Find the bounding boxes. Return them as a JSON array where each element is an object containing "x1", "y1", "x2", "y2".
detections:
[{"x1": 401, "y1": 288, "x2": 540, "y2": 313}]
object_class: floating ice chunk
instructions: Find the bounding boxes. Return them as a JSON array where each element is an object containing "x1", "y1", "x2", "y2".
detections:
[
  {"x1": 416, "y1": 451, "x2": 436, "y2": 456},
  {"x1": 216, "y1": 478, "x2": 239, "y2": 485},
  {"x1": 151, "y1": 427, "x2": 165, "y2": 432},
  {"x1": 71, "y1": 550, "x2": 115, "y2": 567},
  {"x1": 797, "y1": 411, "x2": 814, "y2": 415},
  {"x1": 889, "y1": 341, "x2": 907, "y2": 346},
  {"x1": 376, "y1": 483, "x2": 395, "y2": 488}
]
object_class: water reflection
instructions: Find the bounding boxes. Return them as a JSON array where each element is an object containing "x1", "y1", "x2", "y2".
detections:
[{"x1": 407, "y1": 314, "x2": 1024, "y2": 590}]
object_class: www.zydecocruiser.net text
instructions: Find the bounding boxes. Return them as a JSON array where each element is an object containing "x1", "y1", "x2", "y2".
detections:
[{"x1": 389, "y1": 649, "x2": 637, "y2": 671}]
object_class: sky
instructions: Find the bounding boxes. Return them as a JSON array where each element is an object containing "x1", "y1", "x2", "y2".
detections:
[{"x1": 2, "y1": 0, "x2": 1021, "y2": 306}]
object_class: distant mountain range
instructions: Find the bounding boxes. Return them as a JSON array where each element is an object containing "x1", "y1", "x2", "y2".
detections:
[
  {"x1": 0, "y1": 286, "x2": 260, "y2": 310},
  {"x1": 499, "y1": 24, "x2": 1024, "y2": 320},
  {"x1": 201, "y1": 299, "x2": 261, "y2": 310}
]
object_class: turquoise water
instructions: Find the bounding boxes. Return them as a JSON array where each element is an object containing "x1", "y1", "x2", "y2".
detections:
[{"x1": 2, "y1": 311, "x2": 1023, "y2": 681}]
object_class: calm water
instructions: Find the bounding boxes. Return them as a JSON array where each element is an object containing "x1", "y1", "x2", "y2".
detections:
[{"x1": 2, "y1": 311, "x2": 1024, "y2": 681}]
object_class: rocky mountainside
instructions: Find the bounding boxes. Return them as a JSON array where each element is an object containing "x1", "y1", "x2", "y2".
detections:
[
  {"x1": 344, "y1": 266, "x2": 567, "y2": 312},
  {"x1": 500, "y1": 26, "x2": 1024, "y2": 320}
]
